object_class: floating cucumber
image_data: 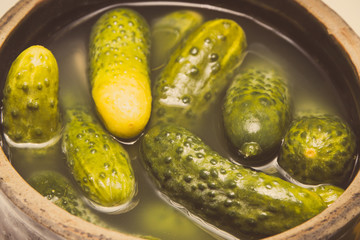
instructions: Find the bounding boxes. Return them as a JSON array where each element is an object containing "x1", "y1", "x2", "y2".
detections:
[
  {"x1": 2, "y1": 45, "x2": 61, "y2": 145},
  {"x1": 28, "y1": 170, "x2": 106, "y2": 226},
  {"x1": 278, "y1": 114, "x2": 357, "y2": 186},
  {"x1": 150, "y1": 18, "x2": 247, "y2": 131},
  {"x1": 89, "y1": 8, "x2": 152, "y2": 139},
  {"x1": 222, "y1": 61, "x2": 292, "y2": 164},
  {"x1": 140, "y1": 124, "x2": 327, "y2": 238},
  {"x1": 151, "y1": 10, "x2": 203, "y2": 69},
  {"x1": 62, "y1": 107, "x2": 136, "y2": 209}
]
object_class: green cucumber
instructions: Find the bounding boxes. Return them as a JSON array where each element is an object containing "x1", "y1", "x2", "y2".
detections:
[
  {"x1": 278, "y1": 114, "x2": 357, "y2": 186},
  {"x1": 140, "y1": 124, "x2": 327, "y2": 238},
  {"x1": 89, "y1": 8, "x2": 152, "y2": 139},
  {"x1": 28, "y1": 170, "x2": 105, "y2": 226},
  {"x1": 222, "y1": 61, "x2": 292, "y2": 164},
  {"x1": 62, "y1": 107, "x2": 136, "y2": 208},
  {"x1": 2, "y1": 45, "x2": 61, "y2": 144},
  {"x1": 151, "y1": 10, "x2": 203, "y2": 69},
  {"x1": 150, "y1": 18, "x2": 247, "y2": 131}
]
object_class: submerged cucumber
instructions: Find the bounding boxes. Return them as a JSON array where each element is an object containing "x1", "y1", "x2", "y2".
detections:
[
  {"x1": 222, "y1": 61, "x2": 291, "y2": 164},
  {"x1": 28, "y1": 170, "x2": 105, "y2": 226},
  {"x1": 137, "y1": 201, "x2": 209, "y2": 240},
  {"x1": 62, "y1": 107, "x2": 136, "y2": 208},
  {"x1": 151, "y1": 10, "x2": 203, "y2": 69},
  {"x1": 150, "y1": 19, "x2": 247, "y2": 131},
  {"x1": 89, "y1": 8, "x2": 152, "y2": 139},
  {"x1": 2, "y1": 45, "x2": 61, "y2": 144},
  {"x1": 278, "y1": 114, "x2": 357, "y2": 186},
  {"x1": 141, "y1": 124, "x2": 327, "y2": 237}
]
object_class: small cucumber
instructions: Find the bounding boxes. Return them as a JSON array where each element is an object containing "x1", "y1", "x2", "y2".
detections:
[
  {"x1": 151, "y1": 10, "x2": 203, "y2": 69},
  {"x1": 2, "y1": 45, "x2": 61, "y2": 144},
  {"x1": 140, "y1": 124, "x2": 327, "y2": 238},
  {"x1": 151, "y1": 19, "x2": 247, "y2": 131},
  {"x1": 28, "y1": 170, "x2": 105, "y2": 226},
  {"x1": 62, "y1": 107, "x2": 136, "y2": 208},
  {"x1": 222, "y1": 61, "x2": 292, "y2": 164},
  {"x1": 89, "y1": 8, "x2": 152, "y2": 139},
  {"x1": 278, "y1": 114, "x2": 357, "y2": 186}
]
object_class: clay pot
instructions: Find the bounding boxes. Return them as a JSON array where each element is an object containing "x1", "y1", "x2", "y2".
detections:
[{"x1": 0, "y1": 0, "x2": 360, "y2": 239}]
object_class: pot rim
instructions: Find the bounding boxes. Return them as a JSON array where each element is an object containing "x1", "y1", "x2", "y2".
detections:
[{"x1": 0, "y1": 0, "x2": 360, "y2": 239}]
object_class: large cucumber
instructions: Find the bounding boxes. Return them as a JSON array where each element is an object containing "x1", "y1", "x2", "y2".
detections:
[
  {"x1": 150, "y1": 19, "x2": 247, "y2": 131},
  {"x1": 151, "y1": 10, "x2": 203, "y2": 69},
  {"x1": 2, "y1": 45, "x2": 61, "y2": 145},
  {"x1": 222, "y1": 61, "x2": 292, "y2": 164},
  {"x1": 278, "y1": 114, "x2": 357, "y2": 186},
  {"x1": 140, "y1": 124, "x2": 327, "y2": 238},
  {"x1": 62, "y1": 107, "x2": 136, "y2": 208},
  {"x1": 89, "y1": 8, "x2": 152, "y2": 139}
]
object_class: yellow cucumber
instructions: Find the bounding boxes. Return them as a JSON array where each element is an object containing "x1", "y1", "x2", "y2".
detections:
[{"x1": 89, "y1": 8, "x2": 152, "y2": 139}]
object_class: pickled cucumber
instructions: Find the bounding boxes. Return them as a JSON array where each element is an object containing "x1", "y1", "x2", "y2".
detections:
[
  {"x1": 222, "y1": 61, "x2": 291, "y2": 164},
  {"x1": 62, "y1": 107, "x2": 136, "y2": 208},
  {"x1": 89, "y1": 8, "x2": 152, "y2": 139},
  {"x1": 2, "y1": 45, "x2": 61, "y2": 145},
  {"x1": 140, "y1": 124, "x2": 327, "y2": 237},
  {"x1": 28, "y1": 170, "x2": 105, "y2": 226},
  {"x1": 151, "y1": 10, "x2": 203, "y2": 69},
  {"x1": 150, "y1": 18, "x2": 247, "y2": 131},
  {"x1": 278, "y1": 114, "x2": 357, "y2": 186}
]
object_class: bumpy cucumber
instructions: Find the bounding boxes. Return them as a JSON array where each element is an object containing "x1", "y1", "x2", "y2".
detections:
[
  {"x1": 28, "y1": 170, "x2": 105, "y2": 226},
  {"x1": 2, "y1": 45, "x2": 61, "y2": 144},
  {"x1": 278, "y1": 114, "x2": 357, "y2": 186},
  {"x1": 222, "y1": 61, "x2": 291, "y2": 164},
  {"x1": 151, "y1": 10, "x2": 203, "y2": 69},
  {"x1": 141, "y1": 124, "x2": 327, "y2": 237},
  {"x1": 150, "y1": 19, "x2": 247, "y2": 131},
  {"x1": 89, "y1": 8, "x2": 152, "y2": 139},
  {"x1": 62, "y1": 107, "x2": 136, "y2": 207}
]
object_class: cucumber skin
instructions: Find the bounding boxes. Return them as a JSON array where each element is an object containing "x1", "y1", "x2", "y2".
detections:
[
  {"x1": 62, "y1": 107, "x2": 136, "y2": 207},
  {"x1": 89, "y1": 8, "x2": 152, "y2": 139},
  {"x1": 278, "y1": 114, "x2": 357, "y2": 186},
  {"x1": 2, "y1": 45, "x2": 61, "y2": 143},
  {"x1": 150, "y1": 19, "x2": 247, "y2": 131},
  {"x1": 151, "y1": 10, "x2": 203, "y2": 69},
  {"x1": 222, "y1": 64, "x2": 291, "y2": 164},
  {"x1": 140, "y1": 124, "x2": 327, "y2": 237},
  {"x1": 28, "y1": 170, "x2": 104, "y2": 225}
]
